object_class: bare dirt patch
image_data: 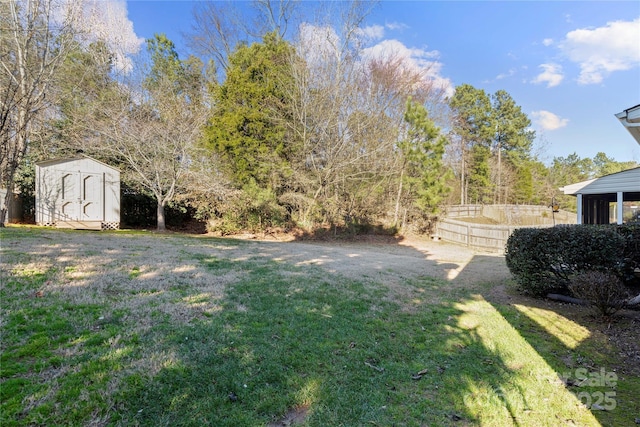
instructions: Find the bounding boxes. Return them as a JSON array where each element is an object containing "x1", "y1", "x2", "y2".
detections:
[
  {"x1": 221, "y1": 232, "x2": 511, "y2": 287},
  {"x1": 7, "y1": 227, "x2": 637, "y2": 376},
  {"x1": 268, "y1": 404, "x2": 310, "y2": 427},
  {"x1": 454, "y1": 216, "x2": 501, "y2": 225},
  {"x1": 229, "y1": 230, "x2": 637, "y2": 378},
  {"x1": 210, "y1": 232, "x2": 511, "y2": 314}
]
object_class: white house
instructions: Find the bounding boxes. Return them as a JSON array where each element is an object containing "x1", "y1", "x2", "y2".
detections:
[
  {"x1": 560, "y1": 105, "x2": 640, "y2": 225},
  {"x1": 560, "y1": 168, "x2": 640, "y2": 224},
  {"x1": 36, "y1": 155, "x2": 120, "y2": 230},
  {"x1": 615, "y1": 104, "x2": 640, "y2": 143}
]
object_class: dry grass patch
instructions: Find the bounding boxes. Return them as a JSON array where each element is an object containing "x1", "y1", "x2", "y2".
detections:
[{"x1": 1, "y1": 227, "x2": 638, "y2": 426}]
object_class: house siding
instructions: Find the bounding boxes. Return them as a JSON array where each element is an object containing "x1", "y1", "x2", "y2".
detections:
[{"x1": 562, "y1": 168, "x2": 640, "y2": 195}]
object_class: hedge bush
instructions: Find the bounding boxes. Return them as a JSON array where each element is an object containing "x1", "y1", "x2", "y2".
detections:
[
  {"x1": 505, "y1": 224, "x2": 634, "y2": 296},
  {"x1": 568, "y1": 271, "x2": 630, "y2": 317},
  {"x1": 616, "y1": 224, "x2": 640, "y2": 284}
]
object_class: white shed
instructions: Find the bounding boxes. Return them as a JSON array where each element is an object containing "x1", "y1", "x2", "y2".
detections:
[{"x1": 36, "y1": 155, "x2": 120, "y2": 230}]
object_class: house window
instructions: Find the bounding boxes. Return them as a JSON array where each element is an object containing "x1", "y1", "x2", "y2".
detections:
[
  {"x1": 624, "y1": 201, "x2": 640, "y2": 224},
  {"x1": 609, "y1": 195, "x2": 640, "y2": 224}
]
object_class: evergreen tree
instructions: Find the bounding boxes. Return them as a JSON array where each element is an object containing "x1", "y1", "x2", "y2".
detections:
[
  {"x1": 146, "y1": 34, "x2": 183, "y2": 90},
  {"x1": 467, "y1": 144, "x2": 492, "y2": 204},
  {"x1": 449, "y1": 84, "x2": 493, "y2": 204},
  {"x1": 592, "y1": 152, "x2": 638, "y2": 177},
  {"x1": 492, "y1": 90, "x2": 534, "y2": 159},
  {"x1": 50, "y1": 40, "x2": 119, "y2": 156},
  {"x1": 491, "y1": 90, "x2": 535, "y2": 203},
  {"x1": 450, "y1": 84, "x2": 536, "y2": 205},
  {"x1": 206, "y1": 32, "x2": 298, "y2": 191},
  {"x1": 400, "y1": 99, "x2": 450, "y2": 214}
]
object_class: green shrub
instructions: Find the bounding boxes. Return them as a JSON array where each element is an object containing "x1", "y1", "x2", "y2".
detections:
[
  {"x1": 207, "y1": 182, "x2": 290, "y2": 235},
  {"x1": 505, "y1": 225, "x2": 626, "y2": 296},
  {"x1": 121, "y1": 187, "x2": 156, "y2": 228},
  {"x1": 568, "y1": 270, "x2": 629, "y2": 317},
  {"x1": 616, "y1": 224, "x2": 640, "y2": 285}
]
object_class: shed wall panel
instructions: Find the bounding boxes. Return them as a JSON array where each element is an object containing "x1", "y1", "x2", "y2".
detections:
[{"x1": 36, "y1": 156, "x2": 120, "y2": 229}]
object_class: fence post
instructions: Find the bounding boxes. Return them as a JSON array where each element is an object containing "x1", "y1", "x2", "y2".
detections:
[{"x1": 466, "y1": 223, "x2": 470, "y2": 247}]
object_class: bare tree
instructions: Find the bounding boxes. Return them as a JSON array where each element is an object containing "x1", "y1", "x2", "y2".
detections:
[
  {"x1": 284, "y1": 2, "x2": 382, "y2": 223},
  {"x1": 0, "y1": 0, "x2": 81, "y2": 225},
  {"x1": 187, "y1": 0, "x2": 301, "y2": 80},
  {"x1": 285, "y1": 3, "x2": 448, "y2": 227},
  {"x1": 187, "y1": 1, "x2": 242, "y2": 76},
  {"x1": 78, "y1": 63, "x2": 210, "y2": 231},
  {"x1": 252, "y1": 0, "x2": 299, "y2": 38}
]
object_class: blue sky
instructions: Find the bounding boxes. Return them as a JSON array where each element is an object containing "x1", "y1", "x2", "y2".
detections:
[{"x1": 121, "y1": 0, "x2": 640, "y2": 163}]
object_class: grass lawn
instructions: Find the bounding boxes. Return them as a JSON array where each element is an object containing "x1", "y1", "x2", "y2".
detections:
[{"x1": 1, "y1": 227, "x2": 638, "y2": 426}]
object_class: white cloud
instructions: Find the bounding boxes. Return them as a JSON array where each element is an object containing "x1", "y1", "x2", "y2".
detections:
[
  {"x1": 532, "y1": 63, "x2": 564, "y2": 87},
  {"x1": 542, "y1": 38, "x2": 554, "y2": 46},
  {"x1": 78, "y1": 0, "x2": 144, "y2": 73},
  {"x1": 559, "y1": 18, "x2": 640, "y2": 84},
  {"x1": 496, "y1": 68, "x2": 517, "y2": 80},
  {"x1": 385, "y1": 22, "x2": 409, "y2": 31},
  {"x1": 531, "y1": 110, "x2": 569, "y2": 131},
  {"x1": 362, "y1": 39, "x2": 440, "y2": 62},
  {"x1": 355, "y1": 25, "x2": 385, "y2": 41},
  {"x1": 297, "y1": 23, "x2": 341, "y2": 67},
  {"x1": 361, "y1": 39, "x2": 453, "y2": 96},
  {"x1": 297, "y1": 24, "x2": 453, "y2": 97}
]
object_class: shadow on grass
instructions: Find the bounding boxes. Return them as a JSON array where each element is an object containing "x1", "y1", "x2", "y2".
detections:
[
  {"x1": 113, "y1": 255, "x2": 600, "y2": 426},
  {"x1": 113, "y1": 265, "x2": 520, "y2": 426},
  {"x1": 0, "y1": 227, "x2": 626, "y2": 426},
  {"x1": 482, "y1": 284, "x2": 640, "y2": 427}
]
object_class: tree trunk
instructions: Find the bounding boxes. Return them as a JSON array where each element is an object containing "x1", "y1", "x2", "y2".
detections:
[
  {"x1": 0, "y1": 187, "x2": 11, "y2": 227},
  {"x1": 394, "y1": 166, "x2": 404, "y2": 226},
  {"x1": 1, "y1": 139, "x2": 24, "y2": 228},
  {"x1": 497, "y1": 140, "x2": 501, "y2": 204},
  {"x1": 157, "y1": 200, "x2": 166, "y2": 231},
  {"x1": 460, "y1": 157, "x2": 464, "y2": 205}
]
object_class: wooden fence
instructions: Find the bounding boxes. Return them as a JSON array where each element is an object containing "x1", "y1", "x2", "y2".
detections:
[
  {"x1": 436, "y1": 205, "x2": 576, "y2": 253},
  {"x1": 444, "y1": 204, "x2": 575, "y2": 225}
]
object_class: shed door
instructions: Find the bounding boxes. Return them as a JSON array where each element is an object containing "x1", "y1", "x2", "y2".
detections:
[
  {"x1": 59, "y1": 172, "x2": 103, "y2": 221},
  {"x1": 81, "y1": 173, "x2": 103, "y2": 221}
]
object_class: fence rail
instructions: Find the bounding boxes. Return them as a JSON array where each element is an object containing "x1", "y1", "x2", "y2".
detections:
[
  {"x1": 436, "y1": 218, "x2": 551, "y2": 252},
  {"x1": 436, "y1": 205, "x2": 576, "y2": 252}
]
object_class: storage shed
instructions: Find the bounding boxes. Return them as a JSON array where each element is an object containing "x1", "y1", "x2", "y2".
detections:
[{"x1": 36, "y1": 155, "x2": 120, "y2": 230}]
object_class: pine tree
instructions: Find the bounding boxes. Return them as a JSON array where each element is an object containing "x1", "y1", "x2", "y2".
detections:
[
  {"x1": 205, "y1": 32, "x2": 298, "y2": 191},
  {"x1": 400, "y1": 99, "x2": 451, "y2": 214}
]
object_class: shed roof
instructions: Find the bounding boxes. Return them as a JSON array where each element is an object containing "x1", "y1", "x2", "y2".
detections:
[
  {"x1": 615, "y1": 104, "x2": 640, "y2": 145},
  {"x1": 36, "y1": 154, "x2": 120, "y2": 172},
  {"x1": 560, "y1": 167, "x2": 640, "y2": 195}
]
